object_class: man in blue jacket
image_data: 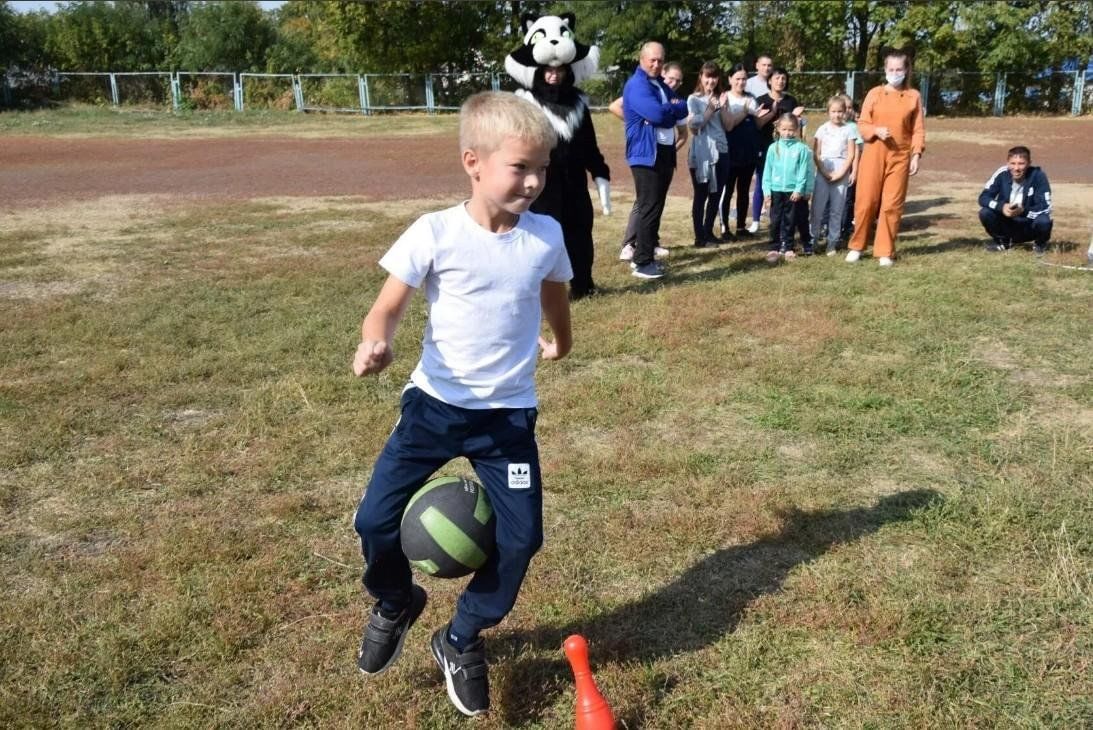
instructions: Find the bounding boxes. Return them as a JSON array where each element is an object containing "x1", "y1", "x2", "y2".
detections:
[
  {"x1": 623, "y1": 41, "x2": 689, "y2": 279},
  {"x1": 978, "y1": 146, "x2": 1053, "y2": 254}
]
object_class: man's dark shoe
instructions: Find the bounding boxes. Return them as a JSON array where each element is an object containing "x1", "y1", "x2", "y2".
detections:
[
  {"x1": 985, "y1": 236, "x2": 1011, "y2": 252},
  {"x1": 1033, "y1": 243, "x2": 1047, "y2": 256},
  {"x1": 431, "y1": 625, "x2": 489, "y2": 717},
  {"x1": 631, "y1": 261, "x2": 665, "y2": 279},
  {"x1": 357, "y1": 584, "x2": 426, "y2": 675}
]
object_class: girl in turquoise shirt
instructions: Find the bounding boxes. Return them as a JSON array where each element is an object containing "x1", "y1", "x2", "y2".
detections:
[{"x1": 762, "y1": 113, "x2": 814, "y2": 262}]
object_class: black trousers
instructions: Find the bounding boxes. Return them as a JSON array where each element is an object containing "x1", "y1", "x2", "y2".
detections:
[
  {"x1": 722, "y1": 162, "x2": 756, "y2": 231},
  {"x1": 978, "y1": 207, "x2": 1052, "y2": 245},
  {"x1": 769, "y1": 191, "x2": 809, "y2": 251},
  {"x1": 689, "y1": 155, "x2": 730, "y2": 240},
  {"x1": 631, "y1": 143, "x2": 676, "y2": 267}
]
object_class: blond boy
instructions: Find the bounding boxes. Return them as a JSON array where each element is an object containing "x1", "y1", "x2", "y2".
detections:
[{"x1": 351, "y1": 92, "x2": 572, "y2": 717}]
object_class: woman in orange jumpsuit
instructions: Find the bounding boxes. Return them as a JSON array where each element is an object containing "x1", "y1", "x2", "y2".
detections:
[{"x1": 845, "y1": 50, "x2": 925, "y2": 267}]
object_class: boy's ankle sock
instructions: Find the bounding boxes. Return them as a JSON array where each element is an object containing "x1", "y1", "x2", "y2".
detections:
[{"x1": 447, "y1": 625, "x2": 478, "y2": 652}]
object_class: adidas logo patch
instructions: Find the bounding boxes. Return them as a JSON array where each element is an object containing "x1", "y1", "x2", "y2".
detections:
[{"x1": 508, "y1": 463, "x2": 531, "y2": 490}]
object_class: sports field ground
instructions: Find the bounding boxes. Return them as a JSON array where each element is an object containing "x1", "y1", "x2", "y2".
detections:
[{"x1": 1, "y1": 110, "x2": 1090, "y2": 728}]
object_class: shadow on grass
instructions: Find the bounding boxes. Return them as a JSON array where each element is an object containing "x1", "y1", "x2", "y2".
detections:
[
  {"x1": 904, "y1": 236, "x2": 988, "y2": 256},
  {"x1": 496, "y1": 488, "x2": 942, "y2": 726},
  {"x1": 596, "y1": 247, "x2": 782, "y2": 297},
  {"x1": 901, "y1": 210, "x2": 959, "y2": 232},
  {"x1": 902, "y1": 196, "x2": 952, "y2": 215}
]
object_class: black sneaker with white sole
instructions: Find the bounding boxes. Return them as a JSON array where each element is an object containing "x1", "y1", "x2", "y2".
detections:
[
  {"x1": 357, "y1": 584, "x2": 427, "y2": 675},
  {"x1": 431, "y1": 625, "x2": 489, "y2": 717}
]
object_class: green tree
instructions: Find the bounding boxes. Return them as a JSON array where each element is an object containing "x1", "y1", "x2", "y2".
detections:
[
  {"x1": 847, "y1": 0, "x2": 905, "y2": 70},
  {"x1": 314, "y1": 1, "x2": 510, "y2": 73},
  {"x1": 46, "y1": 0, "x2": 164, "y2": 70},
  {"x1": 959, "y1": 1, "x2": 1045, "y2": 73},
  {"x1": 0, "y1": 1, "x2": 48, "y2": 69},
  {"x1": 174, "y1": 1, "x2": 274, "y2": 71},
  {"x1": 1042, "y1": 0, "x2": 1093, "y2": 70}
]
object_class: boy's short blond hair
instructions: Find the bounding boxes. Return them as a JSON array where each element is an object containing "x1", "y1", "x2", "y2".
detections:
[{"x1": 459, "y1": 91, "x2": 557, "y2": 155}]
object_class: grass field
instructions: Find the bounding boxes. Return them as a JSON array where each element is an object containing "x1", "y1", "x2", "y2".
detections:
[{"x1": 1, "y1": 111, "x2": 1091, "y2": 728}]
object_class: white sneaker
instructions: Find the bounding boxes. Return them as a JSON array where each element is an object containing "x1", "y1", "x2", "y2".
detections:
[
  {"x1": 826, "y1": 249, "x2": 837, "y2": 257},
  {"x1": 654, "y1": 246, "x2": 670, "y2": 258},
  {"x1": 619, "y1": 243, "x2": 635, "y2": 261},
  {"x1": 845, "y1": 250, "x2": 861, "y2": 263},
  {"x1": 878, "y1": 256, "x2": 894, "y2": 267},
  {"x1": 746, "y1": 220, "x2": 760, "y2": 234}
]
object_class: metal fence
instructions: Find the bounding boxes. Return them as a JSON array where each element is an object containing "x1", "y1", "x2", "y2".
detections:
[{"x1": 2, "y1": 68, "x2": 1089, "y2": 116}]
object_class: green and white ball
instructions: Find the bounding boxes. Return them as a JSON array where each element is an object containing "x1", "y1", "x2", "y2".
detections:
[{"x1": 400, "y1": 476, "x2": 495, "y2": 579}]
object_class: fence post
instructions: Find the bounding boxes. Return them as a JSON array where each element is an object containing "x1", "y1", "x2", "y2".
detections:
[
  {"x1": 425, "y1": 74, "x2": 435, "y2": 115},
  {"x1": 1072, "y1": 69, "x2": 1085, "y2": 116},
  {"x1": 292, "y1": 74, "x2": 304, "y2": 111},
  {"x1": 170, "y1": 72, "x2": 181, "y2": 111},
  {"x1": 361, "y1": 74, "x2": 371, "y2": 115},
  {"x1": 993, "y1": 73, "x2": 1006, "y2": 116},
  {"x1": 354, "y1": 74, "x2": 365, "y2": 115},
  {"x1": 109, "y1": 72, "x2": 119, "y2": 106},
  {"x1": 2, "y1": 72, "x2": 11, "y2": 108},
  {"x1": 491, "y1": 72, "x2": 500, "y2": 91},
  {"x1": 238, "y1": 73, "x2": 246, "y2": 111},
  {"x1": 845, "y1": 71, "x2": 854, "y2": 99},
  {"x1": 918, "y1": 73, "x2": 930, "y2": 116},
  {"x1": 232, "y1": 73, "x2": 242, "y2": 111}
]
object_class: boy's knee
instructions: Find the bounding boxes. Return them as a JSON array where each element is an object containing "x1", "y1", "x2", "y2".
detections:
[
  {"x1": 978, "y1": 207, "x2": 993, "y2": 225},
  {"x1": 354, "y1": 505, "x2": 395, "y2": 542},
  {"x1": 498, "y1": 532, "x2": 543, "y2": 564}
]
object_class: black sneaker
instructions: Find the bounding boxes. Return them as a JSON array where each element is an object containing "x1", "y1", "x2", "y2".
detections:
[
  {"x1": 1033, "y1": 243, "x2": 1047, "y2": 256},
  {"x1": 431, "y1": 625, "x2": 489, "y2": 717},
  {"x1": 357, "y1": 584, "x2": 426, "y2": 675},
  {"x1": 985, "y1": 237, "x2": 1011, "y2": 252}
]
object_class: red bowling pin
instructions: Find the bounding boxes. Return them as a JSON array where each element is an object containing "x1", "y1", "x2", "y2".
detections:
[{"x1": 563, "y1": 634, "x2": 615, "y2": 730}]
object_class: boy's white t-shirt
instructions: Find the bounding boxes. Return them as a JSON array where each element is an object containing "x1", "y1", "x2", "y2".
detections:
[
  {"x1": 814, "y1": 121, "x2": 857, "y2": 161},
  {"x1": 379, "y1": 203, "x2": 572, "y2": 409}
]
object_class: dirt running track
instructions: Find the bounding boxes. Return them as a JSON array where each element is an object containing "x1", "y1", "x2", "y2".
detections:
[{"x1": 1, "y1": 117, "x2": 1091, "y2": 211}]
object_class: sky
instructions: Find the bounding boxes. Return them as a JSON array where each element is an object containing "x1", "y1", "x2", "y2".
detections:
[{"x1": 9, "y1": 0, "x2": 286, "y2": 11}]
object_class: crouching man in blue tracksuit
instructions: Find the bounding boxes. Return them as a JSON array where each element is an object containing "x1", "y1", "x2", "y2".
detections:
[{"x1": 978, "y1": 145, "x2": 1053, "y2": 255}]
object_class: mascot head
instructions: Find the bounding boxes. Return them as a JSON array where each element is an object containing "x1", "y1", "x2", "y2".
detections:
[{"x1": 504, "y1": 13, "x2": 600, "y2": 90}]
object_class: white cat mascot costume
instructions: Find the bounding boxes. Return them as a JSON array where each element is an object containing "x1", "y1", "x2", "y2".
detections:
[{"x1": 505, "y1": 13, "x2": 611, "y2": 300}]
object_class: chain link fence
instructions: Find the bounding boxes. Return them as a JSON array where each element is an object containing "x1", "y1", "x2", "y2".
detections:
[{"x1": 2, "y1": 68, "x2": 1089, "y2": 116}]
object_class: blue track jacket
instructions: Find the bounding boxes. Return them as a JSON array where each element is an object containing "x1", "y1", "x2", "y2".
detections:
[
  {"x1": 978, "y1": 165, "x2": 1052, "y2": 221},
  {"x1": 622, "y1": 66, "x2": 688, "y2": 167}
]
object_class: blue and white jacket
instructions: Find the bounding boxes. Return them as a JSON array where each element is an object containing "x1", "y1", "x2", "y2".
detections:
[
  {"x1": 622, "y1": 66, "x2": 688, "y2": 167},
  {"x1": 978, "y1": 166, "x2": 1052, "y2": 220}
]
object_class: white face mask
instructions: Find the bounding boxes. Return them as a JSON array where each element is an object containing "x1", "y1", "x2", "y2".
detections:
[{"x1": 886, "y1": 72, "x2": 906, "y2": 87}]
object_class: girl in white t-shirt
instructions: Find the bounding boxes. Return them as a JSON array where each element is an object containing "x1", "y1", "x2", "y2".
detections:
[{"x1": 811, "y1": 95, "x2": 857, "y2": 254}]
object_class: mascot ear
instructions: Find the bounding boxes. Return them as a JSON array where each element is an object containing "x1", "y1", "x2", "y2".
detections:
[
  {"x1": 560, "y1": 12, "x2": 576, "y2": 31},
  {"x1": 521, "y1": 13, "x2": 539, "y2": 34}
]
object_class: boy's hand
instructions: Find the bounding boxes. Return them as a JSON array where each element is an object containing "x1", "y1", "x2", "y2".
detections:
[
  {"x1": 352, "y1": 339, "x2": 393, "y2": 376},
  {"x1": 790, "y1": 192, "x2": 801, "y2": 202},
  {"x1": 538, "y1": 336, "x2": 562, "y2": 361},
  {"x1": 764, "y1": 196, "x2": 771, "y2": 208}
]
